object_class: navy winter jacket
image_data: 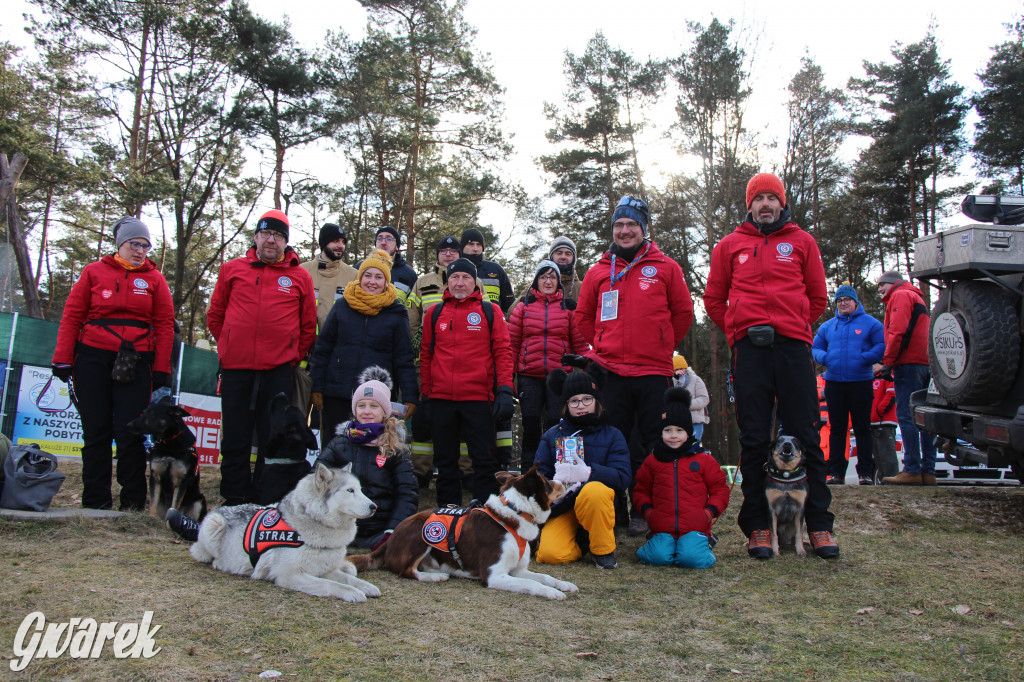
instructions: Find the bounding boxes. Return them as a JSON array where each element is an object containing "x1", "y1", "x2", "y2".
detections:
[
  {"x1": 812, "y1": 304, "x2": 885, "y2": 382},
  {"x1": 535, "y1": 419, "x2": 632, "y2": 492},
  {"x1": 309, "y1": 298, "x2": 419, "y2": 404}
]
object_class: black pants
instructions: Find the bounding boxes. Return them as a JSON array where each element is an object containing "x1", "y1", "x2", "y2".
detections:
[
  {"x1": 431, "y1": 399, "x2": 497, "y2": 506},
  {"x1": 219, "y1": 364, "x2": 294, "y2": 505},
  {"x1": 824, "y1": 379, "x2": 874, "y2": 479},
  {"x1": 517, "y1": 374, "x2": 562, "y2": 472},
  {"x1": 732, "y1": 336, "x2": 834, "y2": 535},
  {"x1": 73, "y1": 347, "x2": 152, "y2": 510},
  {"x1": 601, "y1": 371, "x2": 672, "y2": 512},
  {"x1": 320, "y1": 396, "x2": 352, "y2": 448}
]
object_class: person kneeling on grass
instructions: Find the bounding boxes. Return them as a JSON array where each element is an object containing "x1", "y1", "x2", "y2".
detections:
[
  {"x1": 633, "y1": 387, "x2": 730, "y2": 569},
  {"x1": 315, "y1": 366, "x2": 419, "y2": 551},
  {"x1": 534, "y1": 364, "x2": 631, "y2": 569}
]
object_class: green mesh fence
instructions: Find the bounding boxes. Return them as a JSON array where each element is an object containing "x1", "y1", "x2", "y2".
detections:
[{"x1": 0, "y1": 312, "x2": 219, "y2": 437}]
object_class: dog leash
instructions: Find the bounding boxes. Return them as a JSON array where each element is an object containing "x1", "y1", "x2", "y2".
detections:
[{"x1": 709, "y1": 397, "x2": 779, "y2": 532}]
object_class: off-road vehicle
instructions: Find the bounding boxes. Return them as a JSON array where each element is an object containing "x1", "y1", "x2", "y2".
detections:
[{"x1": 911, "y1": 195, "x2": 1024, "y2": 482}]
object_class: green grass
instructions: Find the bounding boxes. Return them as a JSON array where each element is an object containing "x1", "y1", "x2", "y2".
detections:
[{"x1": 1, "y1": 463, "x2": 1022, "y2": 680}]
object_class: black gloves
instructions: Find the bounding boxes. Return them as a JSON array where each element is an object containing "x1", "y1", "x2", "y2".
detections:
[
  {"x1": 152, "y1": 372, "x2": 171, "y2": 389},
  {"x1": 492, "y1": 385, "x2": 515, "y2": 421},
  {"x1": 561, "y1": 354, "x2": 589, "y2": 370},
  {"x1": 51, "y1": 363, "x2": 73, "y2": 383}
]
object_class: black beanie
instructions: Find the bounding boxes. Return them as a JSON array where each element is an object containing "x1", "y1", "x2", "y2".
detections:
[
  {"x1": 547, "y1": 363, "x2": 605, "y2": 404},
  {"x1": 661, "y1": 386, "x2": 694, "y2": 435},
  {"x1": 446, "y1": 257, "x2": 478, "y2": 280},
  {"x1": 376, "y1": 225, "x2": 401, "y2": 247},
  {"x1": 319, "y1": 223, "x2": 346, "y2": 258},
  {"x1": 460, "y1": 228, "x2": 485, "y2": 251},
  {"x1": 436, "y1": 235, "x2": 460, "y2": 255}
]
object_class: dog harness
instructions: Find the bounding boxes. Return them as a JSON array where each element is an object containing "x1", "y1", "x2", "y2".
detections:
[
  {"x1": 244, "y1": 508, "x2": 304, "y2": 567},
  {"x1": 421, "y1": 496, "x2": 531, "y2": 568}
]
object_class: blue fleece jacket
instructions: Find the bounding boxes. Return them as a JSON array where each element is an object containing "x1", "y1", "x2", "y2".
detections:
[{"x1": 812, "y1": 304, "x2": 885, "y2": 382}]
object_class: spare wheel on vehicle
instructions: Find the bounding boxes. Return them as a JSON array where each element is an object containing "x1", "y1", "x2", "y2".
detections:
[{"x1": 929, "y1": 281, "x2": 1020, "y2": 405}]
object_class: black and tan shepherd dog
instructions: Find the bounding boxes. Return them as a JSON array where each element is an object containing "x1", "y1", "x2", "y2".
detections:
[
  {"x1": 128, "y1": 396, "x2": 207, "y2": 522},
  {"x1": 765, "y1": 435, "x2": 809, "y2": 556},
  {"x1": 253, "y1": 393, "x2": 318, "y2": 505}
]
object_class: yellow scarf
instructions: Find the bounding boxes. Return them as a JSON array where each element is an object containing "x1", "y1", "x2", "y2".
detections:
[
  {"x1": 343, "y1": 280, "x2": 397, "y2": 315},
  {"x1": 113, "y1": 254, "x2": 146, "y2": 271}
]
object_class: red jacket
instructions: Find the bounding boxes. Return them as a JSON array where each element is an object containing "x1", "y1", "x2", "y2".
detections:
[
  {"x1": 420, "y1": 289, "x2": 514, "y2": 401},
  {"x1": 633, "y1": 445, "x2": 730, "y2": 538},
  {"x1": 207, "y1": 246, "x2": 316, "y2": 370},
  {"x1": 704, "y1": 221, "x2": 827, "y2": 345},
  {"x1": 508, "y1": 288, "x2": 589, "y2": 378},
  {"x1": 871, "y1": 378, "x2": 897, "y2": 425},
  {"x1": 881, "y1": 281, "x2": 929, "y2": 366},
  {"x1": 53, "y1": 255, "x2": 175, "y2": 373},
  {"x1": 576, "y1": 242, "x2": 693, "y2": 376}
]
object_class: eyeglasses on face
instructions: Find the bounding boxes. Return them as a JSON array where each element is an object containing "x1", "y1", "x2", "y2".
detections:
[
  {"x1": 538, "y1": 273, "x2": 559, "y2": 281},
  {"x1": 567, "y1": 395, "x2": 595, "y2": 408},
  {"x1": 126, "y1": 240, "x2": 152, "y2": 252},
  {"x1": 438, "y1": 248, "x2": 459, "y2": 256},
  {"x1": 376, "y1": 235, "x2": 396, "y2": 243},
  {"x1": 613, "y1": 220, "x2": 642, "y2": 229},
  {"x1": 257, "y1": 229, "x2": 286, "y2": 242}
]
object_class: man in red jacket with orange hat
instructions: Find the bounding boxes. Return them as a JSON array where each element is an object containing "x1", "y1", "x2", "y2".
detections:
[
  {"x1": 207, "y1": 210, "x2": 316, "y2": 505},
  {"x1": 704, "y1": 173, "x2": 838, "y2": 560}
]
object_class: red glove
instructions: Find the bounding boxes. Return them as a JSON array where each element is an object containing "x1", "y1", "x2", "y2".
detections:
[{"x1": 370, "y1": 529, "x2": 393, "y2": 552}]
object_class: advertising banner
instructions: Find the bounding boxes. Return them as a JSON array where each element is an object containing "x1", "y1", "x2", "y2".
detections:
[
  {"x1": 177, "y1": 392, "x2": 222, "y2": 465},
  {"x1": 12, "y1": 365, "x2": 83, "y2": 456}
]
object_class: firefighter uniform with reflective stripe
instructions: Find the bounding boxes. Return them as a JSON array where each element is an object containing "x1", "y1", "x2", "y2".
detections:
[{"x1": 300, "y1": 254, "x2": 358, "y2": 330}]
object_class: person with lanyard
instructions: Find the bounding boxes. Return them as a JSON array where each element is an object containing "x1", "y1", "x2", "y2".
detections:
[
  {"x1": 575, "y1": 195, "x2": 694, "y2": 537},
  {"x1": 51, "y1": 217, "x2": 175, "y2": 511}
]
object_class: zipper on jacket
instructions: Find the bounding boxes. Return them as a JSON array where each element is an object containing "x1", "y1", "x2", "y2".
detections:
[
  {"x1": 673, "y1": 459, "x2": 679, "y2": 537},
  {"x1": 542, "y1": 300, "x2": 550, "y2": 374}
]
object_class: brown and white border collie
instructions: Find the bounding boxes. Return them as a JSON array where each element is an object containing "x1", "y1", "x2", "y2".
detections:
[{"x1": 350, "y1": 466, "x2": 579, "y2": 600}]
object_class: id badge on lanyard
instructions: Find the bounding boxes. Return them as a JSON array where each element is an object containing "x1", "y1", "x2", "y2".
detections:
[{"x1": 600, "y1": 289, "x2": 619, "y2": 321}]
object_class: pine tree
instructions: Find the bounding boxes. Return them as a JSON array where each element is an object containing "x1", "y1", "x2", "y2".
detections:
[{"x1": 973, "y1": 19, "x2": 1024, "y2": 195}]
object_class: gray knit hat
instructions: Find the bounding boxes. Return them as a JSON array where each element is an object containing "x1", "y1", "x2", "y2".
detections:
[
  {"x1": 548, "y1": 235, "x2": 577, "y2": 262},
  {"x1": 113, "y1": 217, "x2": 151, "y2": 249},
  {"x1": 876, "y1": 271, "x2": 905, "y2": 285}
]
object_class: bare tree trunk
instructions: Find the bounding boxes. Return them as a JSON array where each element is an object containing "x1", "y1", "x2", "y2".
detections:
[{"x1": 1, "y1": 153, "x2": 43, "y2": 318}]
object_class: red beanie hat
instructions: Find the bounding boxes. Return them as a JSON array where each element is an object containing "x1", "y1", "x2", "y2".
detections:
[
  {"x1": 746, "y1": 173, "x2": 786, "y2": 209},
  {"x1": 257, "y1": 209, "x2": 290, "y2": 240}
]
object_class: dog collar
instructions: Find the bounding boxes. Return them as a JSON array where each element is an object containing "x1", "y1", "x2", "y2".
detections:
[
  {"x1": 766, "y1": 465, "x2": 807, "y2": 484},
  {"x1": 499, "y1": 493, "x2": 535, "y2": 524}
]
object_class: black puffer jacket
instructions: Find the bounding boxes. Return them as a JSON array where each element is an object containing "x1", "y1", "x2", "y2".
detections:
[
  {"x1": 315, "y1": 421, "x2": 419, "y2": 540},
  {"x1": 309, "y1": 297, "x2": 419, "y2": 404}
]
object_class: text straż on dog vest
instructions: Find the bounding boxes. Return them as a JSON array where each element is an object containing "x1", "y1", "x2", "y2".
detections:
[{"x1": 10, "y1": 611, "x2": 162, "y2": 672}]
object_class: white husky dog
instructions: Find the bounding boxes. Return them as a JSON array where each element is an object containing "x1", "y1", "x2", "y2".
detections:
[{"x1": 190, "y1": 463, "x2": 381, "y2": 602}]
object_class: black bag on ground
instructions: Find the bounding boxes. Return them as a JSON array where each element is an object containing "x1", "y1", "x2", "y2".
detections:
[{"x1": 0, "y1": 444, "x2": 66, "y2": 512}]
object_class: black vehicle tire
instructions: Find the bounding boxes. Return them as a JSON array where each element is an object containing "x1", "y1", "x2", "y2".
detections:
[{"x1": 928, "y1": 281, "x2": 1020, "y2": 405}]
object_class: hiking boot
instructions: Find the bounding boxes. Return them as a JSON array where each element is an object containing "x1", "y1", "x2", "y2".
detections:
[
  {"x1": 826, "y1": 475, "x2": 843, "y2": 485},
  {"x1": 627, "y1": 517, "x2": 649, "y2": 537},
  {"x1": 922, "y1": 473, "x2": 937, "y2": 486},
  {"x1": 882, "y1": 472, "x2": 923, "y2": 485},
  {"x1": 809, "y1": 530, "x2": 840, "y2": 559},
  {"x1": 747, "y1": 529, "x2": 773, "y2": 560},
  {"x1": 859, "y1": 476, "x2": 875, "y2": 486},
  {"x1": 594, "y1": 552, "x2": 617, "y2": 569},
  {"x1": 166, "y1": 508, "x2": 200, "y2": 542}
]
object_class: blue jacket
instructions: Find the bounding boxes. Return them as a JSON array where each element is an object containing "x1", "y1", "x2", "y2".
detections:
[
  {"x1": 812, "y1": 304, "x2": 885, "y2": 382},
  {"x1": 535, "y1": 419, "x2": 632, "y2": 493}
]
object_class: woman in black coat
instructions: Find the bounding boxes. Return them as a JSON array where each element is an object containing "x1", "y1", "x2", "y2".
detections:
[{"x1": 310, "y1": 249, "x2": 419, "y2": 443}]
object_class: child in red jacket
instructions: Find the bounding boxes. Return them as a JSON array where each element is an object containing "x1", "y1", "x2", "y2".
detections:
[
  {"x1": 870, "y1": 377, "x2": 900, "y2": 481},
  {"x1": 634, "y1": 387, "x2": 730, "y2": 568}
]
